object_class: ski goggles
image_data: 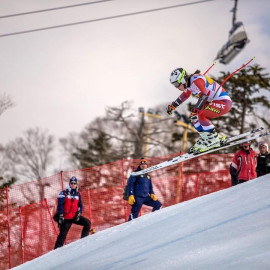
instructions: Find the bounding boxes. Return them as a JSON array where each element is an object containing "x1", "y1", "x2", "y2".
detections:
[{"x1": 172, "y1": 71, "x2": 186, "y2": 88}]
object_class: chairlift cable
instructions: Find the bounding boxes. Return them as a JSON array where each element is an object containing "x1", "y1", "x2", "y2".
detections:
[
  {"x1": 0, "y1": 0, "x2": 214, "y2": 38},
  {"x1": 0, "y1": 0, "x2": 114, "y2": 19}
]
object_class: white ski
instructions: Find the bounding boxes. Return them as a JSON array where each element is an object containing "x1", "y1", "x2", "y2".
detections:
[{"x1": 131, "y1": 128, "x2": 268, "y2": 176}]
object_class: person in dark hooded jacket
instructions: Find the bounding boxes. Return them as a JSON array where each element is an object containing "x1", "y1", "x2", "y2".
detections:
[
  {"x1": 256, "y1": 141, "x2": 270, "y2": 177},
  {"x1": 128, "y1": 158, "x2": 162, "y2": 221}
]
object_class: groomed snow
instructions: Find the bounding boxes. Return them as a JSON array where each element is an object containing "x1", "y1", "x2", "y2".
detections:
[{"x1": 13, "y1": 174, "x2": 270, "y2": 270}]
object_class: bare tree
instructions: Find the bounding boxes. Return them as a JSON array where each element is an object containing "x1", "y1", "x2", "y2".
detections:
[
  {"x1": 0, "y1": 93, "x2": 13, "y2": 116},
  {"x1": 104, "y1": 101, "x2": 182, "y2": 157},
  {"x1": 4, "y1": 127, "x2": 55, "y2": 182},
  {"x1": 61, "y1": 101, "x2": 180, "y2": 170},
  {"x1": 59, "y1": 132, "x2": 84, "y2": 169}
]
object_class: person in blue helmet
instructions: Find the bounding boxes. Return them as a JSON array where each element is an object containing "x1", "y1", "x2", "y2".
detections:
[
  {"x1": 128, "y1": 158, "x2": 162, "y2": 221},
  {"x1": 54, "y1": 176, "x2": 92, "y2": 249}
]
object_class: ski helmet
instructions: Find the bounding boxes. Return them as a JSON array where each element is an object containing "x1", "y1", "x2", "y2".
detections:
[
  {"x1": 258, "y1": 141, "x2": 269, "y2": 151},
  {"x1": 170, "y1": 68, "x2": 188, "y2": 88},
  {"x1": 240, "y1": 141, "x2": 251, "y2": 147},
  {"x1": 69, "y1": 176, "x2": 78, "y2": 184}
]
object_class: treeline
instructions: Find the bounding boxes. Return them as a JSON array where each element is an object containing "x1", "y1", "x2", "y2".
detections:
[{"x1": 1, "y1": 64, "x2": 270, "y2": 186}]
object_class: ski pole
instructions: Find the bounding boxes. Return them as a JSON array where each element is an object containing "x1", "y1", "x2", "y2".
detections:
[
  {"x1": 209, "y1": 56, "x2": 255, "y2": 103},
  {"x1": 203, "y1": 61, "x2": 216, "y2": 75}
]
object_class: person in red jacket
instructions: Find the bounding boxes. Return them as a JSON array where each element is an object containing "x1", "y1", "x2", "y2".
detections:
[
  {"x1": 54, "y1": 176, "x2": 91, "y2": 249},
  {"x1": 230, "y1": 142, "x2": 258, "y2": 186}
]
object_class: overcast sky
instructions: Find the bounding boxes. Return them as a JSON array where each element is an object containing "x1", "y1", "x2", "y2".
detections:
[{"x1": 1, "y1": 0, "x2": 270, "y2": 148}]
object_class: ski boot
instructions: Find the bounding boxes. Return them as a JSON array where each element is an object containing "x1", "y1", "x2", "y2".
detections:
[
  {"x1": 190, "y1": 129, "x2": 221, "y2": 154},
  {"x1": 219, "y1": 133, "x2": 227, "y2": 145},
  {"x1": 189, "y1": 131, "x2": 205, "y2": 153}
]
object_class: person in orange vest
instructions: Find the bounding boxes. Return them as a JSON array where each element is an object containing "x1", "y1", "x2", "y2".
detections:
[{"x1": 230, "y1": 142, "x2": 257, "y2": 186}]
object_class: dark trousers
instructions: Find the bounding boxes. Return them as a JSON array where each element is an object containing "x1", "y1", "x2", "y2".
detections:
[
  {"x1": 54, "y1": 216, "x2": 91, "y2": 249},
  {"x1": 232, "y1": 179, "x2": 248, "y2": 186},
  {"x1": 128, "y1": 195, "x2": 162, "y2": 221}
]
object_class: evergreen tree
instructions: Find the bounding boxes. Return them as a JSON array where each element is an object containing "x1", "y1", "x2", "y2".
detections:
[
  {"x1": 215, "y1": 64, "x2": 270, "y2": 135},
  {"x1": 73, "y1": 130, "x2": 114, "y2": 167}
]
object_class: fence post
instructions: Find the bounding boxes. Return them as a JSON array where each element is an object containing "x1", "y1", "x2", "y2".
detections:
[
  {"x1": 176, "y1": 159, "x2": 183, "y2": 204},
  {"x1": 19, "y1": 207, "x2": 25, "y2": 264},
  {"x1": 6, "y1": 187, "x2": 12, "y2": 269},
  {"x1": 44, "y1": 198, "x2": 58, "y2": 236},
  {"x1": 121, "y1": 159, "x2": 128, "y2": 222},
  {"x1": 181, "y1": 180, "x2": 185, "y2": 202},
  {"x1": 87, "y1": 189, "x2": 93, "y2": 223},
  {"x1": 60, "y1": 171, "x2": 64, "y2": 191},
  {"x1": 195, "y1": 174, "x2": 199, "y2": 198}
]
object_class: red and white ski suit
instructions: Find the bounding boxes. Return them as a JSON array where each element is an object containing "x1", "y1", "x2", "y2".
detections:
[{"x1": 178, "y1": 74, "x2": 232, "y2": 132}]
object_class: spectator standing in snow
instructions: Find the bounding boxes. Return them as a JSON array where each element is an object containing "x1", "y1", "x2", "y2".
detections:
[
  {"x1": 128, "y1": 158, "x2": 162, "y2": 221},
  {"x1": 256, "y1": 141, "x2": 270, "y2": 177},
  {"x1": 230, "y1": 142, "x2": 257, "y2": 186},
  {"x1": 54, "y1": 176, "x2": 91, "y2": 249}
]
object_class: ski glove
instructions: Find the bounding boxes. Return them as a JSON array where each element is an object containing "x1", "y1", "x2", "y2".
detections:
[
  {"x1": 166, "y1": 104, "x2": 175, "y2": 115},
  {"x1": 189, "y1": 108, "x2": 200, "y2": 122},
  {"x1": 128, "y1": 195, "x2": 135, "y2": 205},
  {"x1": 58, "y1": 214, "x2": 64, "y2": 225},
  {"x1": 75, "y1": 211, "x2": 81, "y2": 222},
  {"x1": 150, "y1": 194, "x2": 157, "y2": 201}
]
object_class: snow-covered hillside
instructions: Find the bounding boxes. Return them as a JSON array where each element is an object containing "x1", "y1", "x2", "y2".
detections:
[{"x1": 14, "y1": 174, "x2": 270, "y2": 270}]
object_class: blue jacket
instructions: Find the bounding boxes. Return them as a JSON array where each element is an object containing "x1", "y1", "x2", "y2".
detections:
[
  {"x1": 57, "y1": 186, "x2": 83, "y2": 219},
  {"x1": 128, "y1": 166, "x2": 154, "y2": 198}
]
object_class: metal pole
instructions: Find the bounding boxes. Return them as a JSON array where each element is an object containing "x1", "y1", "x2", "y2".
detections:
[{"x1": 231, "y1": 0, "x2": 238, "y2": 28}]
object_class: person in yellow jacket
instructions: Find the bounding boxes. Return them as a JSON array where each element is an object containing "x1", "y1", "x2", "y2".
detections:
[{"x1": 128, "y1": 158, "x2": 162, "y2": 221}]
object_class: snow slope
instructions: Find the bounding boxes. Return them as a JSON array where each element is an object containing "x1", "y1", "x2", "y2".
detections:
[{"x1": 14, "y1": 175, "x2": 270, "y2": 270}]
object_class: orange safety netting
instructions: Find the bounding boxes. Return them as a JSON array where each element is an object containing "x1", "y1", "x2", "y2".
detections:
[{"x1": 0, "y1": 153, "x2": 234, "y2": 269}]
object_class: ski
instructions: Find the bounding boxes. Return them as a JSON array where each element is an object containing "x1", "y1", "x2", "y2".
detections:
[
  {"x1": 131, "y1": 128, "x2": 268, "y2": 176},
  {"x1": 222, "y1": 127, "x2": 264, "y2": 144}
]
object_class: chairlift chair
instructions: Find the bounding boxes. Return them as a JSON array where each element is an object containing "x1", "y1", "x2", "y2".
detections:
[{"x1": 216, "y1": 22, "x2": 249, "y2": 64}]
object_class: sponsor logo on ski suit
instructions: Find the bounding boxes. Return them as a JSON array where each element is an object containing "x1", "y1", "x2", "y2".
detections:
[
  {"x1": 180, "y1": 74, "x2": 231, "y2": 103},
  {"x1": 178, "y1": 74, "x2": 232, "y2": 131}
]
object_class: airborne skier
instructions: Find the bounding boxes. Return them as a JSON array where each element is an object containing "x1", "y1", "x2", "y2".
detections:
[
  {"x1": 131, "y1": 128, "x2": 270, "y2": 176},
  {"x1": 166, "y1": 68, "x2": 232, "y2": 153}
]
